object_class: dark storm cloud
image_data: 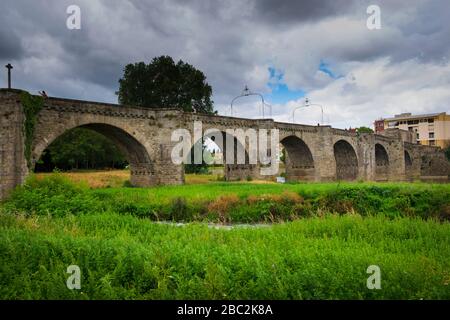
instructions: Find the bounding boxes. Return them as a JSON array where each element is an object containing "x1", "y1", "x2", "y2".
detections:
[
  {"x1": 0, "y1": 0, "x2": 450, "y2": 122},
  {"x1": 253, "y1": 0, "x2": 358, "y2": 25},
  {"x1": 0, "y1": 0, "x2": 129, "y2": 95},
  {"x1": 385, "y1": 0, "x2": 450, "y2": 64},
  {"x1": 0, "y1": 29, "x2": 24, "y2": 59}
]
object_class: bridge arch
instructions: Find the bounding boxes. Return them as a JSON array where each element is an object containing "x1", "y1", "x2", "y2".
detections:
[
  {"x1": 375, "y1": 143, "x2": 389, "y2": 180},
  {"x1": 333, "y1": 140, "x2": 358, "y2": 180},
  {"x1": 187, "y1": 130, "x2": 257, "y2": 181},
  {"x1": 280, "y1": 135, "x2": 315, "y2": 181},
  {"x1": 32, "y1": 122, "x2": 155, "y2": 187}
]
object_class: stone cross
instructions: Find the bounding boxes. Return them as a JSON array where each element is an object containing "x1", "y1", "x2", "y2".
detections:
[{"x1": 5, "y1": 63, "x2": 13, "y2": 89}]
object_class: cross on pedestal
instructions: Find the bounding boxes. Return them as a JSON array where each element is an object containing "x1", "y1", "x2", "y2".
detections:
[{"x1": 5, "y1": 63, "x2": 13, "y2": 89}]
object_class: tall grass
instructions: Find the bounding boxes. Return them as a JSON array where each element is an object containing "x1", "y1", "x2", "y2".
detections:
[{"x1": 1, "y1": 211, "x2": 449, "y2": 299}]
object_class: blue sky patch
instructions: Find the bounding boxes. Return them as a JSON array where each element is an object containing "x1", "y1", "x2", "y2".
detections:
[
  {"x1": 318, "y1": 60, "x2": 342, "y2": 79},
  {"x1": 266, "y1": 67, "x2": 305, "y2": 104}
]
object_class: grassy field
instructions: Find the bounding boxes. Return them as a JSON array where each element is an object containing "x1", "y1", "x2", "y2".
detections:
[
  {"x1": 35, "y1": 170, "x2": 132, "y2": 188},
  {"x1": 1, "y1": 172, "x2": 450, "y2": 299},
  {"x1": 35, "y1": 170, "x2": 224, "y2": 187}
]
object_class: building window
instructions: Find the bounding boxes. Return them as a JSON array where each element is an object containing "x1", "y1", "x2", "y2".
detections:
[
  {"x1": 388, "y1": 121, "x2": 397, "y2": 127},
  {"x1": 429, "y1": 140, "x2": 436, "y2": 146},
  {"x1": 429, "y1": 132, "x2": 435, "y2": 139},
  {"x1": 416, "y1": 133, "x2": 420, "y2": 139},
  {"x1": 428, "y1": 118, "x2": 434, "y2": 123}
]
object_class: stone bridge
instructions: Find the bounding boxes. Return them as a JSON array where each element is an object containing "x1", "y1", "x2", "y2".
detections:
[{"x1": 1, "y1": 89, "x2": 449, "y2": 200}]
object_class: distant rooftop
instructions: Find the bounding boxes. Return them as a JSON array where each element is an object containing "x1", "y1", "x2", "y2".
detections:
[{"x1": 384, "y1": 112, "x2": 446, "y2": 121}]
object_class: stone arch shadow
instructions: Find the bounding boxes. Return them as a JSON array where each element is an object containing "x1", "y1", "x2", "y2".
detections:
[
  {"x1": 32, "y1": 122, "x2": 155, "y2": 187},
  {"x1": 333, "y1": 139, "x2": 358, "y2": 180},
  {"x1": 404, "y1": 150, "x2": 412, "y2": 169},
  {"x1": 375, "y1": 143, "x2": 390, "y2": 181},
  {"x1": 280, "y1": 135, "x2": 315, "y2": 181}
]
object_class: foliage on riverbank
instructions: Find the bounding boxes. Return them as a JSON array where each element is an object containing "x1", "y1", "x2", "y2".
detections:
[{"x1": 4, "y1": 174, "x2": 450, "y2": 223}]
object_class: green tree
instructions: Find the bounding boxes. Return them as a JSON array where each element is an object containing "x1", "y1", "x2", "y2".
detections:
[
  {"x1": 280, "y1": 147, "x2": 286, "y2": 164},
  {"x1": 356, "y1": 126, "x2": 374, "y2": 134},
  {"x1": 117, "y1": 56, "x2": 214, "y2": 114},
  {"x1": 35, "y1": 128, "x2": 127, "y2": 171}
]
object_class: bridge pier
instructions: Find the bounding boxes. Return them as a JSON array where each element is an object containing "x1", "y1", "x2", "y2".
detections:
[
  {"x1": 148, "y1": 143, "x2": 184, "y2": 185},
  {"x1": 404, "y1": 143, "x2": 422, "y2": 181},
  {"x1": 0, "y1": 90, "x2": 29, "y2": 201},
  {"x1": 419, "y1": 145, "x2": 450, "y2": 182},
  {"x1": 314, "y1": 127, "x2": 340, "y2": 181},
  {"x1": 225, "y1": 164, "x2": 259, "y2": 181}
]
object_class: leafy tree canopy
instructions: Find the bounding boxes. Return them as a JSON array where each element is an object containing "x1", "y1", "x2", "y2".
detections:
[
  {"x1": 356, "y1": 126, "x2": 374, "y2": 134},
  {"x1": 35, "y1": 128, "x2": 127, "y2": 172},
  {"x1": 117, "y1": 56, "x2": 214, "y2": 114}
]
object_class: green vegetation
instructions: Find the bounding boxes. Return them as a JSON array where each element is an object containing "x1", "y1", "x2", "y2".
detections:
[
  {"x1": 4, "y1": 174, "x2": 450, "y2": 223},
  {"x1": 117, "y1": 55, "x2": 214, "y2": 114},
  {"x1": 1, "y1": 211, "x2": 449, "y2": 299},
  {"x1": 20, "y1": 91, "x2": 44, "y2": 169},
  {"x1": 280, "y1": 147, "x2": 286, "y2": 164},
  {"x1": 2, "y1": 174, "x2": 450, "y2": 299},
  {"x1": 36, "y1": 128, "x2": 127, "y2": 172},
  {"x1": 356, "y1": 126, "x2": 374, "y2": 134}
]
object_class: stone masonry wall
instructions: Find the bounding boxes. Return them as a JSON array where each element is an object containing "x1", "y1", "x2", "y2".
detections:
[{"x1": 0, "y1": 90, "x2": 28, "y2": 200}]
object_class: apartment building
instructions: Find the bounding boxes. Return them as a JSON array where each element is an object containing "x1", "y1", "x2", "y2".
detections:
[{"x1": 374, "y1": 112, "x2": 450, "y2": 148}]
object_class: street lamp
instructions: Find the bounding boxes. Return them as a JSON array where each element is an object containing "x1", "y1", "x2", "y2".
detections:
[
  {"x1": 292, "y1": 97, "x2": 324, "y2": 124},
  {"x1": 230, "y1": 85, "x2": 266, "y2": 118},
  {"x1": 264, "y1": 102, "x2": 272, "y2": 118}
]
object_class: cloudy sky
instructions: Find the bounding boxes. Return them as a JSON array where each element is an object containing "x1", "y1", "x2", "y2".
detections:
[{"x1": 1, "y1": 0, "x2": 450, "y2": 129}]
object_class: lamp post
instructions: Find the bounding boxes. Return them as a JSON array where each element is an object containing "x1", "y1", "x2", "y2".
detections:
[
  {"x1": 230, "y1": 85, "x2": 266, "y2": 118},
  {"x1": 264, "y1": 102, "x2": 272, "y2": 118},
  {"x1": 292, "y1": 105, "x2": 305, "y2": 123},
  {"x1": 292, "y1": 97, "x2": 324, "y2": 124}
]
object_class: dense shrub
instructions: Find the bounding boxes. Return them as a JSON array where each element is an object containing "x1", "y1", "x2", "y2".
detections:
[
  {"x1": 313, "y1": 186, "x2": 449, "y2": 220},
  {"x1": 207, "y1": 194, "x2": 240, "y2": 223},
  {"x1": 169, "y1": 197, "x2": 192, "y2": 221},
  {"x1": 3, "y1": 174, "x2": 102, "y2": 217}
]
